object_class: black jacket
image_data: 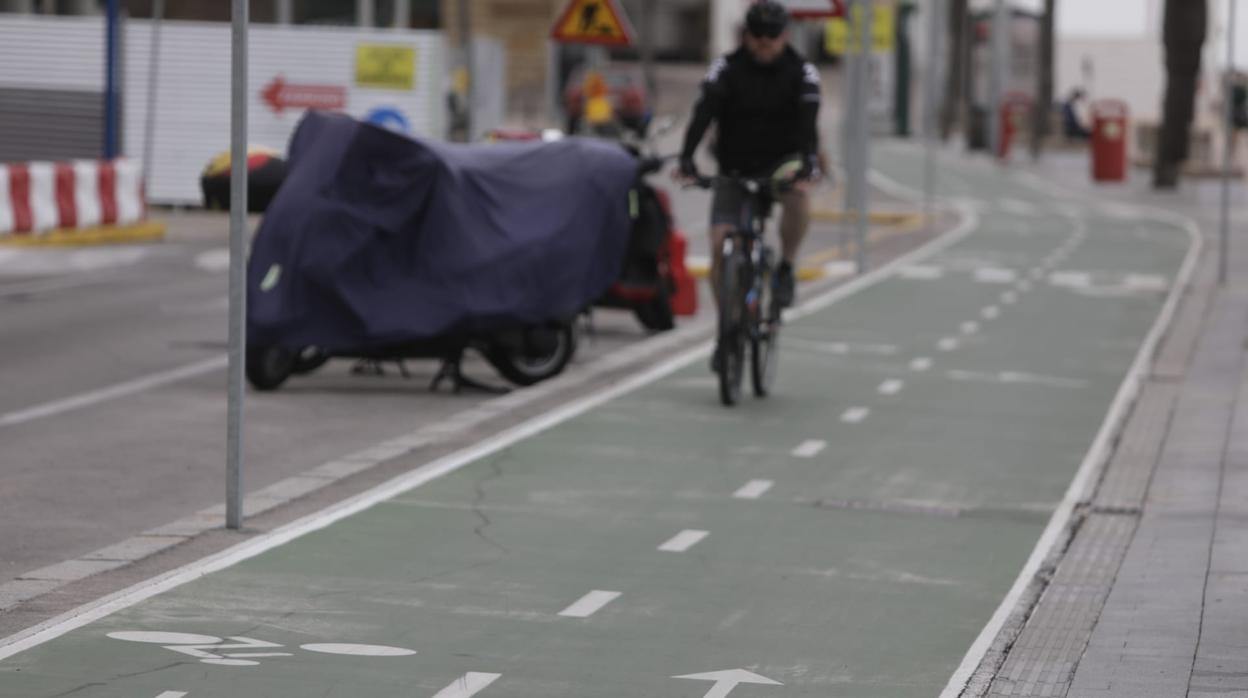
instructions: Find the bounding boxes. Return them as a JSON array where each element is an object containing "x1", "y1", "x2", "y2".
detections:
[{"x1": 680, "y1": 45, "x2": 821, "y2": 176}]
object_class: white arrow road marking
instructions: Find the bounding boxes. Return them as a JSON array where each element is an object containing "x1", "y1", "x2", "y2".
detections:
[
  {"x1": 194, "y1": 248, "x2": 230, "y2": 273},
  {"x1": 998, "y1": 198, "x2": 1036, "y2": 215},
  {"x1": 981, "y1": 306, "x2": 1000, "y2": 320},
  {"x1": 878, "y1": 379, "x2": 904, "y2": 395},
  {"x1": 961, "y1": 321, "x2": 980, "y2": 335},
  {"x1": 898, "y1": 264, "x2": 943, "y2": 280},
  {"x1": 1124, "y1": 274, "x2": 1169, "y2": 291},
  {"x1": 974, "y1": 267, "x2": 1017, "y2": 284},
  {"x1": 431, "y1": 672, "x2": 502, "y2": 698},
  {"x1": 841, "y1": 407, "x2": 870, "y2": 424},
  {"x1": 938, "y1": 337, "x2": 959, "y2": 351},
  {"x1": 558, "y1": 590, "x2": 620, "y2": 618},
  {"x1": 1049, "y1": 271, "x2": 1092, "y2": 288},
  {"x1": 733, "y1": 480, "x2": 774, "y2": 499},
  {"x1": 155, "y1": 693, "x2": 188, "y2": 698},
  {"x1": 791, "y1": 439, "x2": 827, "y2": 458},
  {"x1": 674, "y1": 668, "x2": 783, "y2": 698},
  {"x1": 659, "y1": 529, "x2": 709, "y2": 552},
  {"x1": 910, "y1": 357, "x2": 933, "y2": 372}
]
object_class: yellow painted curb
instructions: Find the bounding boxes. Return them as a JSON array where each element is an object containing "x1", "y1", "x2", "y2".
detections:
[
  {"x1": 810, "y1": 209, "x2": 922, "y2": 225},
  {"x1": 0, "y1": 221, "x2": 167, "y2": 247}
]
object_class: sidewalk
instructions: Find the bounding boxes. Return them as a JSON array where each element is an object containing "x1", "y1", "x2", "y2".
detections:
[{"x1": 972, "y1": 154, "x2": 1248, "y2": 697}]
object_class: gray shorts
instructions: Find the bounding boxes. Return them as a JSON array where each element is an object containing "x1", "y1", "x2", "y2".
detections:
[{"x1": 709, "y1": 156, "x2": 802, "y2": 227}]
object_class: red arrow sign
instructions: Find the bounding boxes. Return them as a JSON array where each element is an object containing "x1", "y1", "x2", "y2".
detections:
[{"x1": 261, "y1": 76, "x2": 347, "y2": 115}]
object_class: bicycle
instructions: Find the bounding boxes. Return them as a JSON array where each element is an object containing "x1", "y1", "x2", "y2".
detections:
[{"x1": 695, "y1": 174, "x2": 789, "y2": 406}]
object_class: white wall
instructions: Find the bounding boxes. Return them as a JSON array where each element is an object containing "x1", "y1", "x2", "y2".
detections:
[
  {"x1": 0, "y1": 15, "x2": 447, "y2": 204},
  {"x1": 1057, "y1": 37, "x2": 1164, "y2": 123}
]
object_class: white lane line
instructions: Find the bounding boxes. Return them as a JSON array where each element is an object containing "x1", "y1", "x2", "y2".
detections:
[
  {"x1": 432, "y1": 672, "x2": 503, "y2": 698},
  {"x1": 658, "y1": 529, "x2": 710, "y2": 553},
  {"x1": 841, "y1": 407, "x2": 871, "y2": 424},
  {"x1": 878, "y1": 379, "x2": 904, "y2": 395},
  {"x1": 961, "y1": 321, "x2": 980, "y2": 335},
  {"x1": 791, "y1": 439, "x2": 828, "y2": 458},
  {"x1": 1017, "y1": 280, "x2": 1033, "y2": 292},
  {"x1": 910, "y1": 357, "x2": 934, "y2": 372},
  {"x1": 0, "y1": 356, "x2": 227, "y2": 429},
  {"x1": 1000, "y1": 290, "x2": 1018, "y2": 304},
  {"x1": 981, "y1": 306, "x2": 1000, "y2": 320},
  {"x1": 558, "y1": 590, "x2": 621, "y2": 618},
  {"x1": 733, "y1": 480, "x2": 774, "y2": 500},
  {"x1": 155, "y1": 693, "x2": 188, "y2": 698},
  {"x1": 938, "y1": 337, "x2": 959, "y2": 351}
]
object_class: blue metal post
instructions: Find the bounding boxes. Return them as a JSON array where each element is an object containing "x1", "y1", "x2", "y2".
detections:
[{"x1": 104, "y1": 0, "x2": 120, "y2": 159}]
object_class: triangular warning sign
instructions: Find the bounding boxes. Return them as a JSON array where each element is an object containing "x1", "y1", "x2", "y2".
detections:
[{"x1": 551, "y1": 0, "x2": 635, "y2": 48}]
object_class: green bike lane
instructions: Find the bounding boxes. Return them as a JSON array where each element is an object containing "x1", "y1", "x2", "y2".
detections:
[{"x1": 0, "y1": 153, "x2": 1193, "y2": 697}]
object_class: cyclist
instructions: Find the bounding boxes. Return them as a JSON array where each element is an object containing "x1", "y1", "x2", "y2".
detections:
[{"x1": 673, "y1": 0, "x2": 822, "y2": 369}]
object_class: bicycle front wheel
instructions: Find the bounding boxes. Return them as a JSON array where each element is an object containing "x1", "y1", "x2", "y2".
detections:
[
  {"x1": 751, "y1": 275, "x2": 780, "y2": 397},
  {"x1": 717, "y1": 243, "x2": 748, "y2": 407}
]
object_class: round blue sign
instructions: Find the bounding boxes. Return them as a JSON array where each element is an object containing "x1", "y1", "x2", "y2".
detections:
[{"x1": 365, "y1": 106, "x2": 411, "y2": 134}]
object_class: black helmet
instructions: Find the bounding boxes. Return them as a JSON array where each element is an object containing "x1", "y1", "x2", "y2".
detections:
[{"x1": 745, "y1": 1, "x2": 790, "y2": 38}]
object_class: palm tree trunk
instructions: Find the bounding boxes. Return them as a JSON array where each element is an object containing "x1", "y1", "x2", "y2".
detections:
[
  {"x1": 940, "y1": 0, "x2": 967, "y2": 140},
  {"x1": 1154, "y1": 0, "x2": 1208, "y2": 188}
]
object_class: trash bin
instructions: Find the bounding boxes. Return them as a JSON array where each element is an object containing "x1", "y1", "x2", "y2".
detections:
[
  {"x1": 1091, "y1": 99, "x2": 1129, "y2": 182},
  {"x1": 998, "y1": 93, "x2": 1032, "y2": 162}
]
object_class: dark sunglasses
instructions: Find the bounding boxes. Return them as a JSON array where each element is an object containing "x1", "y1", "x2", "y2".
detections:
[{"x1": 748, "y1": 24, "x2": 785, "y2": 39}]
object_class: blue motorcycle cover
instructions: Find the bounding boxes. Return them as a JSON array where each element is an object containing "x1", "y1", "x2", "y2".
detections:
[{"x1": 247, "y1": 111, "x2": 636, "y2": 350}]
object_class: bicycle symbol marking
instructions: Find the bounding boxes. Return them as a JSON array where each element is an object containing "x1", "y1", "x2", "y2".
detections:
[{"x1": 107, "y1": 631, "x2": 416, "y2": 667}]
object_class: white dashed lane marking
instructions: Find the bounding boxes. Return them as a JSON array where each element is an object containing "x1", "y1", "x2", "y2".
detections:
[
  {"x1": 733, "y1": 480, "x2": 774, "y2": 500},
  {"x1": 558, "y1": 591, "x2": 621, "y2": 618}
]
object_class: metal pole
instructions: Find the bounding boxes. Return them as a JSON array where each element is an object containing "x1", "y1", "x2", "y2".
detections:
[
  {"x1": 840, "y1": 2, "x2": 862, "y2": 261},
  {"x1": 276, "y1": 0, "x2": 293, "y2": 25},
  {"x1": 923, "y1": 0, "x2": 945, "y2": 231},
  {"x1": 457, "y1": 0, "x2": 474, "y2": 140},
  {"x1": 142, "y1": 0, "x2": 163, "y2": 191},
  {"x1": 104, "y1": 0, "x2": 119, "y2": 159},
  {"x1": 854, "y1": 0, "x2": 874, "y2": 273},
  {"x1": 357, "y1": 0, "x2": 374, "y2": 28},
  {"x1": 227, "y1": 0, "x2": 249, "y2": 531},
  {"x1": 988, "y1": 0, "x2": 1007, "y2": 157},
  {"x1": 393, "y1": 0, "x2": 410, "y2": 28},
  {"x1": 1220, "y1": 0, "x2": 1236, "y2": 285}
]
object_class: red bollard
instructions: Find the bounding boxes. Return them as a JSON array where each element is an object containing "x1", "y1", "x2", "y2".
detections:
[{"x1": 1091, "y1": 99, "x2": 1129, "y2": 182}]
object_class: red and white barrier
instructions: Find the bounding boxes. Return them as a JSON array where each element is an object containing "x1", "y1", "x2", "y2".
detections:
[{"x1": 0, "y1": 159, "x2": 145, "y2": 237}]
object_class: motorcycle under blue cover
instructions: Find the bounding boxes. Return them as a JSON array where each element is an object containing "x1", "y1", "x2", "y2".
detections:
[{"x1": 247, "y1": 111, "x2": 636, "y2": 351}]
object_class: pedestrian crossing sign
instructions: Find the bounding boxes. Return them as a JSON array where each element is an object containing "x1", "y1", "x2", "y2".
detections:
[{"x1": 551, "y1": 0, "x2": 635, "y2": 48}]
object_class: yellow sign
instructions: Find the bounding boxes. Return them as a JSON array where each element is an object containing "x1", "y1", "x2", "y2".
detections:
[
  {"x1": 551, "y1": 0, "x2": 634, "y2": 48},
  {"x1": 825, "y1": 4, "x2": 894, "y2": 55},
  {"x1": 356, "y1": 44, "x2": 416, "y2": 90}
]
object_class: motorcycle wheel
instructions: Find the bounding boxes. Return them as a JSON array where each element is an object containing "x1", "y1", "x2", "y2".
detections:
[
  {"x1": 633, "y1": 283, "x2": 675, "y2": 332},
  {"x1": 292, "y1": 347, "x2": 330, "y2": 375},
  {"x1": 485, "y1": 324, "x2": 577, "y2": 387},
  {"x1": 246, "y1": 345, "x2": 295, "y2": 391}
]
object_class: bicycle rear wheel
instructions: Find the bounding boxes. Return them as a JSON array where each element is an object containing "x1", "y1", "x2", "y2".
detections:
[{"x1": 717, "y1": 243, "x2": 748, "y2": 406}]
